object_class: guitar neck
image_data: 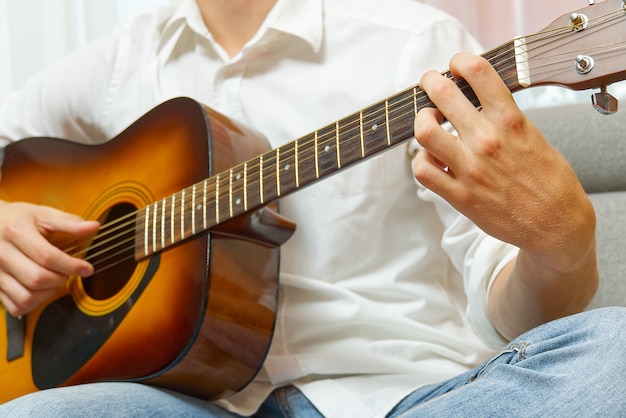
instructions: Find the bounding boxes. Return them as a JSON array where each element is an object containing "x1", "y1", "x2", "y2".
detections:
[
  {"x1": 251, "y1": 43, "x2": 520, "y2": 206},
  {"x1": 136, "y1": 0, "x2": 626, "y2": 258},
  {"x1": 135, "y1": 41, "x2": 520, "y2": 258}
]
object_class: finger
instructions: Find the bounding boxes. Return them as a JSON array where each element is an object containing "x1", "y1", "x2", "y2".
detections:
[
  {"x1": 414, "y1": 106, "x2": 464, "y2": 175},
  {"x1": 34, "y1": 206, "x2": 99, "y2": 277},
  {"x1": 35, "y1": 206, "x2": 100, "y2": 237},
  {"x1": 10, "y1": 228, "x2": 94, "y2": 278},
  {"x1": 419, "y1": 68, "x2": 485, "y2": 137},
  {"x1": 448, "y1": 52, "x2": 518, "y2": 121},
  {"x1": 0, "y1": 239, "x2": 74, "y2": 290},
  {"x1": 412, "y1": 147, "x2": 465, "y2": 203},
  {"x1": 3, "y1": 210, "x2": 97, "y2": 278},
  {"x1": 0, "y1": 271, "x2": 58, "y2": 316}
]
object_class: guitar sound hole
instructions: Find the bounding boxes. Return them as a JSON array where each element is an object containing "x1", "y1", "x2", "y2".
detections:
[{"x1": 83, "y1": 202, "x2": 138, "y2": 301}]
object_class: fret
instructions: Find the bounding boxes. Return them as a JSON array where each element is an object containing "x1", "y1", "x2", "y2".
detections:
[
  {"x1": 277, "y1": 141, "x2": 298, "y2": 196},
  {"x1": 415, "y1": 86, "x2": 435, "y2": 113},
  {"x1": 314, "y1": 131, "x2": 320, "y2": 179},
  {"x1": 316, "y1": 124, "x2": 338, "y2": 178},
  {"x1": 359, "y1": 110, "x2": 365, "y2": 158},
  {"x1": 205, "y1": 178, "x2": 218, "y2": 229},
  {"x1": 191, "y1": 184, "x2": 197, "y2": 235},
  {"x1": 259, "y1": 154, "x2": 265, "y2": 204},
  {"x1": 335, "y1": 121, "x2": 341, "y2": 169},
  {"x1": 261, "y1": 150, "x2": 278, "y2": 203},
  {"x1": 384, "y1": 100, "x2": 391, "y2": 146},
  {"x1": 229, "y1": 166, "x2": 245, "y2": 218},
  {"x1": 187, "y1": 188, "x2": 195, "y2": 237},
  {"x1": 275, "y1": 147, "x2": 281, "y2": 197},
  {"x1": 229, "y1": 169, "x2": 234, "y2": 217},
  {"x1": 202, "y1": 180, "x2": 208, "y2": 229},
  {"x1": 143, "y1": 205, "x2": 150, "y2": 257},
  {"x1": 433, "y1": 70, "x2": 480, "y2": 111},
  {"x1": 360, "y1": 101, "x2": 387, "y2": 156},
  {"x1": 170, "y1": 194, "x2": 176, "y2": 245},
  {"x1": 214, "y1": 175, "x2": 220, "y2": 224},
  {"x1": 152, "y1": 200, "x2": 158, "y2": 252},
  {"x1": 488, "y1": 41, "x2": 520, "y2": 93},
  {"x1": 387, "y1": 89, "x2": 417, "y2": 146},
  {"x1": 216, "y1": 173, "x2": 231, "y2": 224},
  {"x1": 337, "y1": 115, "x2": 363, "y2": 167},
  {"x1": 180, "y1": 189, "x2": 186, "y2": 240},
  {"x1": 294, "y1": 139, "x2": 300, "y2": 188},
  {"x1": 192, "y1": 183, "x2": 205, "y2": 235},
  {"x1": 161, "y1": 198, "x2": 167, "y2": 249},
  {"x1": 292, "y1": 133, "x2": 316, "y2": 188},
  {"x1": 243, "y1": 161, "x2": 249, "y2": 210},
  {"x1": 246, "y1": 156, "x2": 263, "y2": 210},
  {"x1": 413, "y1": 87, "x2": 419, "y2": 115}
]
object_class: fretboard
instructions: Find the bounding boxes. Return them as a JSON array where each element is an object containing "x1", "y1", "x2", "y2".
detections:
[{"x1": 137, "y1": 41, "x2": 519, "y2": 258}]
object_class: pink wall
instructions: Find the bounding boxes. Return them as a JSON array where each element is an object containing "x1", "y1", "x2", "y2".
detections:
[{"x1": 420, "y1": 0, "x2": 589, "y2": 48}]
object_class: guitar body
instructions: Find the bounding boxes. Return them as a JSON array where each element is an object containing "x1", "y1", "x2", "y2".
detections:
[
  {"x1": 0, "y1": 98, "x2": 293, "y2": 403},
  {"x1": 1, "y1": 0, "x2": 625, "y2": 404}
]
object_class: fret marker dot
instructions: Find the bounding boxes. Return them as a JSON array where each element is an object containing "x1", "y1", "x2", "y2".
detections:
[
  {"x1": 372, "y1": 123, "x2": 378, "y2": 131},
  {"x1": 284, "y1": 163, "x2": 290, "y2": 171},
  {"x1": 235, "y1": 198, "x2": 242, "y2": 206},
  {"x1": 235, "y1": 173, "x2": 242, "y2": 180},
  {"x1": 196, "y1": 204, "x2": 202, "y2": 211},
  {"x1": 324, "y1": 145, "x2": 330, "y2": 152}
]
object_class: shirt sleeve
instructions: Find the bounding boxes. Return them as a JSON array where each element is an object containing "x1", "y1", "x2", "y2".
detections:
[
  {"x1": 417, "y1": 179, "x2": 518, "y2": 348},
  {"x1": 398, "y1": 18, "x2": 519, "y2": 348}
]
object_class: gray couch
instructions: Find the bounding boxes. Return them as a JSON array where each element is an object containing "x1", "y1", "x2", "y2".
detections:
[{"x1": 525, "y1": 103, "x2": 626, "y2": 309}]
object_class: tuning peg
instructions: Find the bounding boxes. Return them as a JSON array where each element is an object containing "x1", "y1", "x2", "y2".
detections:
[
  {"x1": 569, "y1": 13, "x2": 588, "y2": 30},
  {"x1": 591, "y1": 86, "x2": 618, "y2": 115}
]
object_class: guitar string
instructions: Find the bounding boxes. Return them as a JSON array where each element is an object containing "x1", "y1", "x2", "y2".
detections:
[
  {"x1": 185, "y1": 6, "x2": 625, "y2": 201},
  {"x1": 57, "y1": 8, "x2": 626, "y2": 274},
  {"x1": 71, "y1": 8, "x2": 626, "y2": 269},
  {"x1": 63, "y1": 7, "x2": 626, "y2": 269},
  {"x1": 174, "y1": 9, "x2": 625, "y2": 230}
]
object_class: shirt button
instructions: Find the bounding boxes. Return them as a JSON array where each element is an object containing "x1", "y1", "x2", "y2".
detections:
[{"x1": 223, "y1": 63, "x2": 244, "y2": 77}]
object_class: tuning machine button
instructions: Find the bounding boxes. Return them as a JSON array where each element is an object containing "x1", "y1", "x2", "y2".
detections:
[
  {"x1": 592, "y1": 86, "x2": 618, "y2": 115},
  {"x1": 575, "y1": 55, "x2": 595, "y2": 75}
]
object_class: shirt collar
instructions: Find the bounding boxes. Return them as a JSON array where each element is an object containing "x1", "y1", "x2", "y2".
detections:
[
  {"x1": 266, "y1": 0, "x2": 323, "y2": 53},
  {"x1": 161, "y1": 0, "x2": 209, "y2": 40},
  {"x1": 161, "y1": 0, "x2": 323, "y2": 55}
]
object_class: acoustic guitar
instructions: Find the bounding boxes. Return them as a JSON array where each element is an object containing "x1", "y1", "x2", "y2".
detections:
[{"x1": 1, "y1": 0, "x2": 625, "y2": 404}]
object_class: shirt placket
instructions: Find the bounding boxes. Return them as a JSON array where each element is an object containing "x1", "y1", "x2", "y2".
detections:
[{"x1": 212, "y1": 59, "x2": 247, "y2": 123}]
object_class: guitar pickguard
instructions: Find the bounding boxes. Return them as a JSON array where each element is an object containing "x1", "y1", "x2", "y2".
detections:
[{"x1": 31, "y1": 254, "x2": 160, "y2": 389}]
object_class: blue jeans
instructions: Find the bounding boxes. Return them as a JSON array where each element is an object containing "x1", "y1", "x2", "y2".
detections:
[{"x1": 2, "y1": 307, "x2": 625, "y2": 417}]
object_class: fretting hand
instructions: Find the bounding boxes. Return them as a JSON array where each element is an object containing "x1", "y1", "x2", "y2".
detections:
[{"x1": 413, "y1": 53, "x2": 597, "y2": 339}]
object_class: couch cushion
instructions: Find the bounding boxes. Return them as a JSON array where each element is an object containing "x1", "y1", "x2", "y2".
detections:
[
  {"x1": 588, "y1": 192, "x2": 626, "y2": 308},
  {"x1": 526, "y1": 104, "x2": 626, "y2": 308},
  {"x1": 525, "y1": 103, "x2": 626, "y2": 194}
]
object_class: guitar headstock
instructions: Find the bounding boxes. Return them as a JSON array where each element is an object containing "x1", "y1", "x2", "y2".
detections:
[{"x1": 518, "y1": 0, "x2": 626, "y2": 98}]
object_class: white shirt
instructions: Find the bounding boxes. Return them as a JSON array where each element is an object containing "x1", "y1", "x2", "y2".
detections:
[{"x1": 0, "y1": 0, "x2": 518, "y2": 416}]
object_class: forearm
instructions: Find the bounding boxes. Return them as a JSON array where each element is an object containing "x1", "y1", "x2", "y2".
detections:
[{"x1": 488, "y1": 237, "x2": 599, "y2": 341}]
